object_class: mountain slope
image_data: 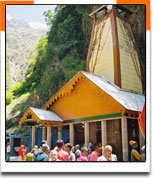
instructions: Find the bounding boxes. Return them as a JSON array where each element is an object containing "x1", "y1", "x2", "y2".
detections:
[{"x1": 6, "y1": 15, "x2": 49, "y2": 88}]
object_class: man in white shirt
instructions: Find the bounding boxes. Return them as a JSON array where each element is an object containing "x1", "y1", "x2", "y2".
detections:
[
  {"x1": 6, "y1": 143, "x2": 11, "y2": 161},
  {"x1": 98, "y1": 145, "x2": 117, "y2": 161}
]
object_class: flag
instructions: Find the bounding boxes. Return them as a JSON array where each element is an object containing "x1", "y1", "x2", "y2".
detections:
[
  {"x1": 138, "y1": 103, "x2": 145, "y2": 137},
  {"x1": 34, "y1": 88, "x2": 39, "y2": 100}
]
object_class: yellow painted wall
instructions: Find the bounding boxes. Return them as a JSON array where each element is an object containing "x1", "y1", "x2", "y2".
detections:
[
  {"x1": 88, "y1": 17, "x2": 114, "y2": 83},
  {"x1": 49, "y1": 75, "x2": 125, "y2": 121},
  {"x1": 117, "y1": 17, "x2": 143, "y2": 93}
]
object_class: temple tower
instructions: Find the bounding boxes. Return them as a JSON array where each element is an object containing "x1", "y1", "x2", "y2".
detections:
[{"x1": 86, "y1": 5, "x2": 144, "y2": 94}]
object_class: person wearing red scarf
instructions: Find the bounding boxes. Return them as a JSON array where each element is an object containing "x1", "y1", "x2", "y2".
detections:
[{"x1": 18, "y1": 145, "x2": 26, "y2": 161}]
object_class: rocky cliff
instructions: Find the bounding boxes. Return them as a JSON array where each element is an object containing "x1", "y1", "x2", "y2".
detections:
[{"x1": 6, "y1": 15, "x2": 49, "y2": 89}]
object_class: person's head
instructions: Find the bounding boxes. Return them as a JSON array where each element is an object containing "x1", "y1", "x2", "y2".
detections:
[
  {"x1": 42, "y1": 144, "x2": 50, "y2": 155},
  {"x1": 129, "y1": 140, "x2": 138, "y2": 149},
  {"x1": 50, "y1": 150, "x2": 58, "y2": 161},
  {"x1": 20, "y1": 145, "x2": 25, "y2": 149},
  {"x1": 75, "y1": 144, "x2": 80, "y2": 150},
  {"x1": 41, "y1": 140, "x2": 47, "y2": 147},
  {"x1": 56, "y1": 139, "x2": 64, "y2": 148},
  {"x1": 81, "y1": 147, "x2": 88, "y2": 157},
  {"x1": 105, "y1": 145, "x2": 112, "y2": 157},
  {"x1": 71, "y1": 146, "x2": 75, "y2": 153},
  {"x1": 65, "y1": 143, "x2": 72, "y2": 153},
  {"x1": 34, "y1": 145, "x2": 38, "y2": 150},
  {"x1": 93, "y1": 145, "x2": 100, "y2": 152}
]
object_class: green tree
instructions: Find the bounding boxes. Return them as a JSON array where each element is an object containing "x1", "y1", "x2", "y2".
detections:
[{"x1": 43, "y1": 10, "x2": 55, "y2": 25}]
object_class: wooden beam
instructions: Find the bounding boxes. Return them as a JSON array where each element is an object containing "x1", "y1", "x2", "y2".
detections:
[
  {"x1": 88, "y1": 5, "x2": 107, "y2": 17},
  {"x1": 110, "y1": 8, "x2": 121, "y2": 87}
]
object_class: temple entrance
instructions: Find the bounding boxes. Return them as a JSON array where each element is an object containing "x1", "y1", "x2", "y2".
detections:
[
  {"x1": 89, "y1": 121, "x2": 101, "y2": 145},
  {"x1": 107, "y1": 119, "x2": 122, "y2": 161},
  {"x1": 74, "y1": 123, "x2": 84, "y2": 147}
]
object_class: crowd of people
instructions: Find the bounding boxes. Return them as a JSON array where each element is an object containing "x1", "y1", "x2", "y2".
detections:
[
  {"x1": 17, "y1": 140, "x2": 117, "y2": 162},
  {"x1": 15, "y1": 139, "x2": 145, "y2": 162}
]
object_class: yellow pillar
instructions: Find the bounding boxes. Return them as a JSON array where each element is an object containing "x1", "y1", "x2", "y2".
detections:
[
  {"x1": 121, "y1": 118, "x2": 128, "y2": 161},
  {"x1": 84, "y1": 122, "x2": 89, "y2": 147},
  {"x1": 58, "y1": 126, "x2": 62, "y2": 140},
  {"x1": 101, "y1": 120, "x2": 107, "y2": 155},
  {"x1": 42, "y1": 127, "x2": 47, "y2": 140},
  {"x1": 69, "y1": 124, "x2": 74, "y2": 145},
  {"x1": 47, "y1": 126, "x2": 52, "y2": 148},
  {"x1": 32, "y1": 126, "x2": 36, "y2": 149}
]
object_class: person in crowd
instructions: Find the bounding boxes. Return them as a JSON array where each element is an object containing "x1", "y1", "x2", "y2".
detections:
[
  {"x1": 25, "y1": 144, "x2": 30, "y2": 154},
  {"x1": 98, "y1": 145, "x2": 117, "y2": 161},
  {"x1": 71, "y1": 146, "x2": 76, "y2": 153},
  {"x1": 75, "y1": 144, "x2": 81, "y2": 160},
  {"x1": 40, "y1": 140, "x2": 47, "y2": 148},
  {"x1": 30, "y1": 145, "x2": 39, "y2": 160},
  {"x1": 88, "y1": 142, "x2": 93, "y2": 149},
  {"x1": 65, "y1": 143, "x2": 75, "y2": 161},
  {"x1": 49, "y1": 150, "x2": 60, "y2": 161},
  {"x1": 87, "y1": 147, "x2": 93, "y2": 161},
  {"x1": 6, "y1": 142, "x2": 11, "y2": 161},
  {"x1": 140, "y1": 145, "x2": 145, "y2": 162},
  {"x1": 35, "y1": 144, "x2": 50, "y2": 161},
  {"x1": 25, "y1": 149, "x2": 35, "y2": 161},
  {"x1": 98, "y1": 143, "x2": 102, "y2": 155},
  {"x1": 77, "y1": 147, "x2": 88, "y2": 161},
  {"x1": 129, "y1": 140, "x2": 141, "y2": 162},
  {"x1": 56, "y1": 139, "x2": 70, "y2": 161},
  {"x1": 89, "y1": 145, "x2": 100, "y2": 161},
  {"x1": 18, "y1": 145, "x2": 26, "y2": 161}
]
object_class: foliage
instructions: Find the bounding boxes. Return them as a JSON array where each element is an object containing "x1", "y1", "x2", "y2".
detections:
[
  {"x1": 43, "y1": 9, "x2": 55, "y2": 25},
  {"x1": 6, "y1": 90, "x2": 14, "y2": 105},
  {"x1": 62, "y1": 56, "x2": 86, "y2": 82},
  {"x1": 48, "y1": 5, "x2": 86, "y2": 59}
]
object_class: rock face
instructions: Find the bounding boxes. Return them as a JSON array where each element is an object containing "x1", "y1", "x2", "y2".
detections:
[
  {"x1": 6, "y1": 15, "x2": 49, "y2": 89},
  {"x1": 124, "y1": 5, "x2": 145, "y2": 46}
]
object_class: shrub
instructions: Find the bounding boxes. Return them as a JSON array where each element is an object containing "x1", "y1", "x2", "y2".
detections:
[
  {"x1": 62, "y1": 55, "x2": 86, "y2": 82},
  {"x1": 6, "y1": 90, "x2": 14, "y2": 105}
]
